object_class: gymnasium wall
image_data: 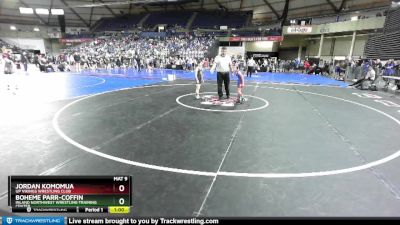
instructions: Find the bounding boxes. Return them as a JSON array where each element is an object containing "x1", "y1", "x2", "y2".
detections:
[
  {"x1": 44, "y1": 38, "x2": 63, "y2": 54},
  {"x1": 353, "y1": 35, "x2": 368, "y2": 57},
  {"x1": 0, "y1": 23, "x2": 89, "y2": 38},
  {"x1": 278, "y1": 48, "x2": 307, "y2": 60},
  {"x1": 245, "y1": 41, "x2": 279, "y2": 52},
  {"x1": 0, "y1": 37, "x2": 45, "y2": 53},
  {"x1": 218, "y1": 46, "x2": 245, "y2": 58},
  {"x1": 302, "y1": 35, "x2": 367, "y2": 58},
  {"x1": 282, "y1": 17, "x2": 385, "y2": 35}
]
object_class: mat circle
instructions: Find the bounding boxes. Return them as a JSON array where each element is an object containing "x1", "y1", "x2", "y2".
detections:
[{"x1": 176, "y1": 92, "x2": 270, "y2": 112}]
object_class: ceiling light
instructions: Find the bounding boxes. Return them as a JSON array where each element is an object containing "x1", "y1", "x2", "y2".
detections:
[
  {"x1": 51, "y1": 9, "x2": 64, "y2": 15},
  {"x1": 35, "y1": 8, "x2": 49, "y2": 15},
  {"x1": 351, "y1": 16, "x2": 359, "y2": 21},
  {"x1": 10, "y1": 26, "x2": 16, "y2": 30},
  {"x1": 19, "y1": 7, "x2": 34, "y2": 14},
  {"x1": 34, "y1": 27, "x2": 40, "y2": 32}
]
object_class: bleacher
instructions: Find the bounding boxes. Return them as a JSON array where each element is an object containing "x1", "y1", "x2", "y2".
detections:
[
  {"x1": 365, "y1": 6, "x2": 400, "y2": 60},
  {"x1": 312, "y1": 8, "x2": 386, "y2": 25},
  {"x1": 378, "y1": 30, "x2": 400, "y2": 60},
  {"x1": 200, "y1": 30, "x2": 229, "y2": 37},
  {"x1": 94, "y1": 14, "x2": 143, "y2": 32},
  {"x1": 191, "y1": 11, "x2": 250, "y2": 29},
  {"x1": 64, "y1": 33, "x2": 95, "y2": 39},
  {"x1": 0, "y1": 39, "x2": 21, "y2": 52},
  {"x1": 143, "y1": 11, "x2": 192, "y2": 27},
  {"x1": 364, "y1": 34, "x2": 380, "y2": 59},
  {"x1": 383, "y1": 7, "x2": 400, "y2": 33},
  {"x1": 91, "y1": 10, "x2": 251, "y2": 32}
]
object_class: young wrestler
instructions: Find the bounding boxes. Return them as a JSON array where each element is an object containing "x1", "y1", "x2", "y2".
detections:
[
  {"x1": 194, "y1": 60, "x2": 204, "y2": 99},
  {"x1": 233, "y1": 65, "x2": 245, "y2": 104}
]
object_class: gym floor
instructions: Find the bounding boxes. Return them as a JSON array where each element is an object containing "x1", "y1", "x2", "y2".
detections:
[{"x1": 1, "y1": 69, "x2": 400, "y2": 217}]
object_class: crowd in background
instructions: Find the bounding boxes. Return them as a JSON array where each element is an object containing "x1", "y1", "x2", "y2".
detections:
[
  {"x1": 243, "y1": 57, "x2": 400, "y2": 79},
  {"x1": 55, "y1": 32, "x2": 216, "y2": 72},
  {"x1": 1, "y1": 32, "x2": 217, "y2": 73},
  {"x1": 2, "y1": 33, "x2": 400, "y2": 90}
]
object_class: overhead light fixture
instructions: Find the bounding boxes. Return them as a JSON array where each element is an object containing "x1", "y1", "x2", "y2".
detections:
[
  {"x1": 51, "y1": 9, "x2": 64, "y2": 15},
  {"x1": 34, "y1": 27, "x2": 40, "y2": 32},
  {"x1": 351, "y1": 16, "x2": 359, "y2": 21},
  {"x1": 10, "y1": 26, "x2": 16, "y2": 30},
  {"x1": 19, "y1": 7, "x2": 34, "y2": 14},
  {"x1": 35, "y1": 8, "x2": 49, "y2": 15}
]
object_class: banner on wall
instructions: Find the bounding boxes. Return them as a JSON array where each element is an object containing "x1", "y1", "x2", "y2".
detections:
[
  {"x1": 228, "y1": 36, "x2": 284, "y2": 42},
  {"x1": 287, "y1": 26, "x2": 313, "y2": 34},
  {"x1": 48, "y1": 32, "x2": 62, "y2": 39},
  {"x1": 59, "y1": 38, "x2": 92, "y2": 43},
  {"x1": 218, "y1": 46, "x2": 245, "y2": 58},
  {"x1": 246, "y1": 51, "x2": 279, "y2": 58}
]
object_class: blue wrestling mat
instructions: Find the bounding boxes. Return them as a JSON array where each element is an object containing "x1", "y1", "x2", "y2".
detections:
[
  {"x1": 81, "y1": 68, "x2": 347, "y2": 87},
  {"x1": 3, "y1": 69, "x2": 346, "y2": 102}
]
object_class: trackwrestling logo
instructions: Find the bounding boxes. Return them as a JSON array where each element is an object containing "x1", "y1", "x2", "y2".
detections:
[{"x1": 2, "y1": 217, "x2": 65, "y2": 225}]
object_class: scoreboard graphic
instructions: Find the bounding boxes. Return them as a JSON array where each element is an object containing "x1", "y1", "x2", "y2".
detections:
[{"x1": 8, "y1": 176, "x2": 132, "y2": 214}]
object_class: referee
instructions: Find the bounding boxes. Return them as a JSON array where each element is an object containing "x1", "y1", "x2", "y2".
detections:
[{"x1": 211, "y1": 47, "x2": 232, "y2": 100}]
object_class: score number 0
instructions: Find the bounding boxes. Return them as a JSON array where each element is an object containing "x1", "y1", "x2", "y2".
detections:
[{"x1": 118, "y1": 184, "x2": 126, "y2": 205}]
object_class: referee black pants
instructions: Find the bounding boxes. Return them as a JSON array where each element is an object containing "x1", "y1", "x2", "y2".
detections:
[
  {"x1": 217, "y1": 72, "x2": 230, "y2": 98},
  {"x1": 247, "y1": 66, "x2": 254, "y2": 77}
]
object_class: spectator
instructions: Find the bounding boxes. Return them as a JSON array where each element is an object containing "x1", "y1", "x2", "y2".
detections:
[
  {"x1": 3, "y1": 55, "x2": 14, "y2": 74},
  {"x1": 304, "y1": 60, "x2": 311, "y2": 74},
  {"x1": 21, "y1": 52, "x2": 28, "y2": 72},
  {"x1": 349, "y1": 66, "x2": 376, "y2": 88},
  {"x1": 246, "y1": 57, "x2": 255, "y2": 77}
]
